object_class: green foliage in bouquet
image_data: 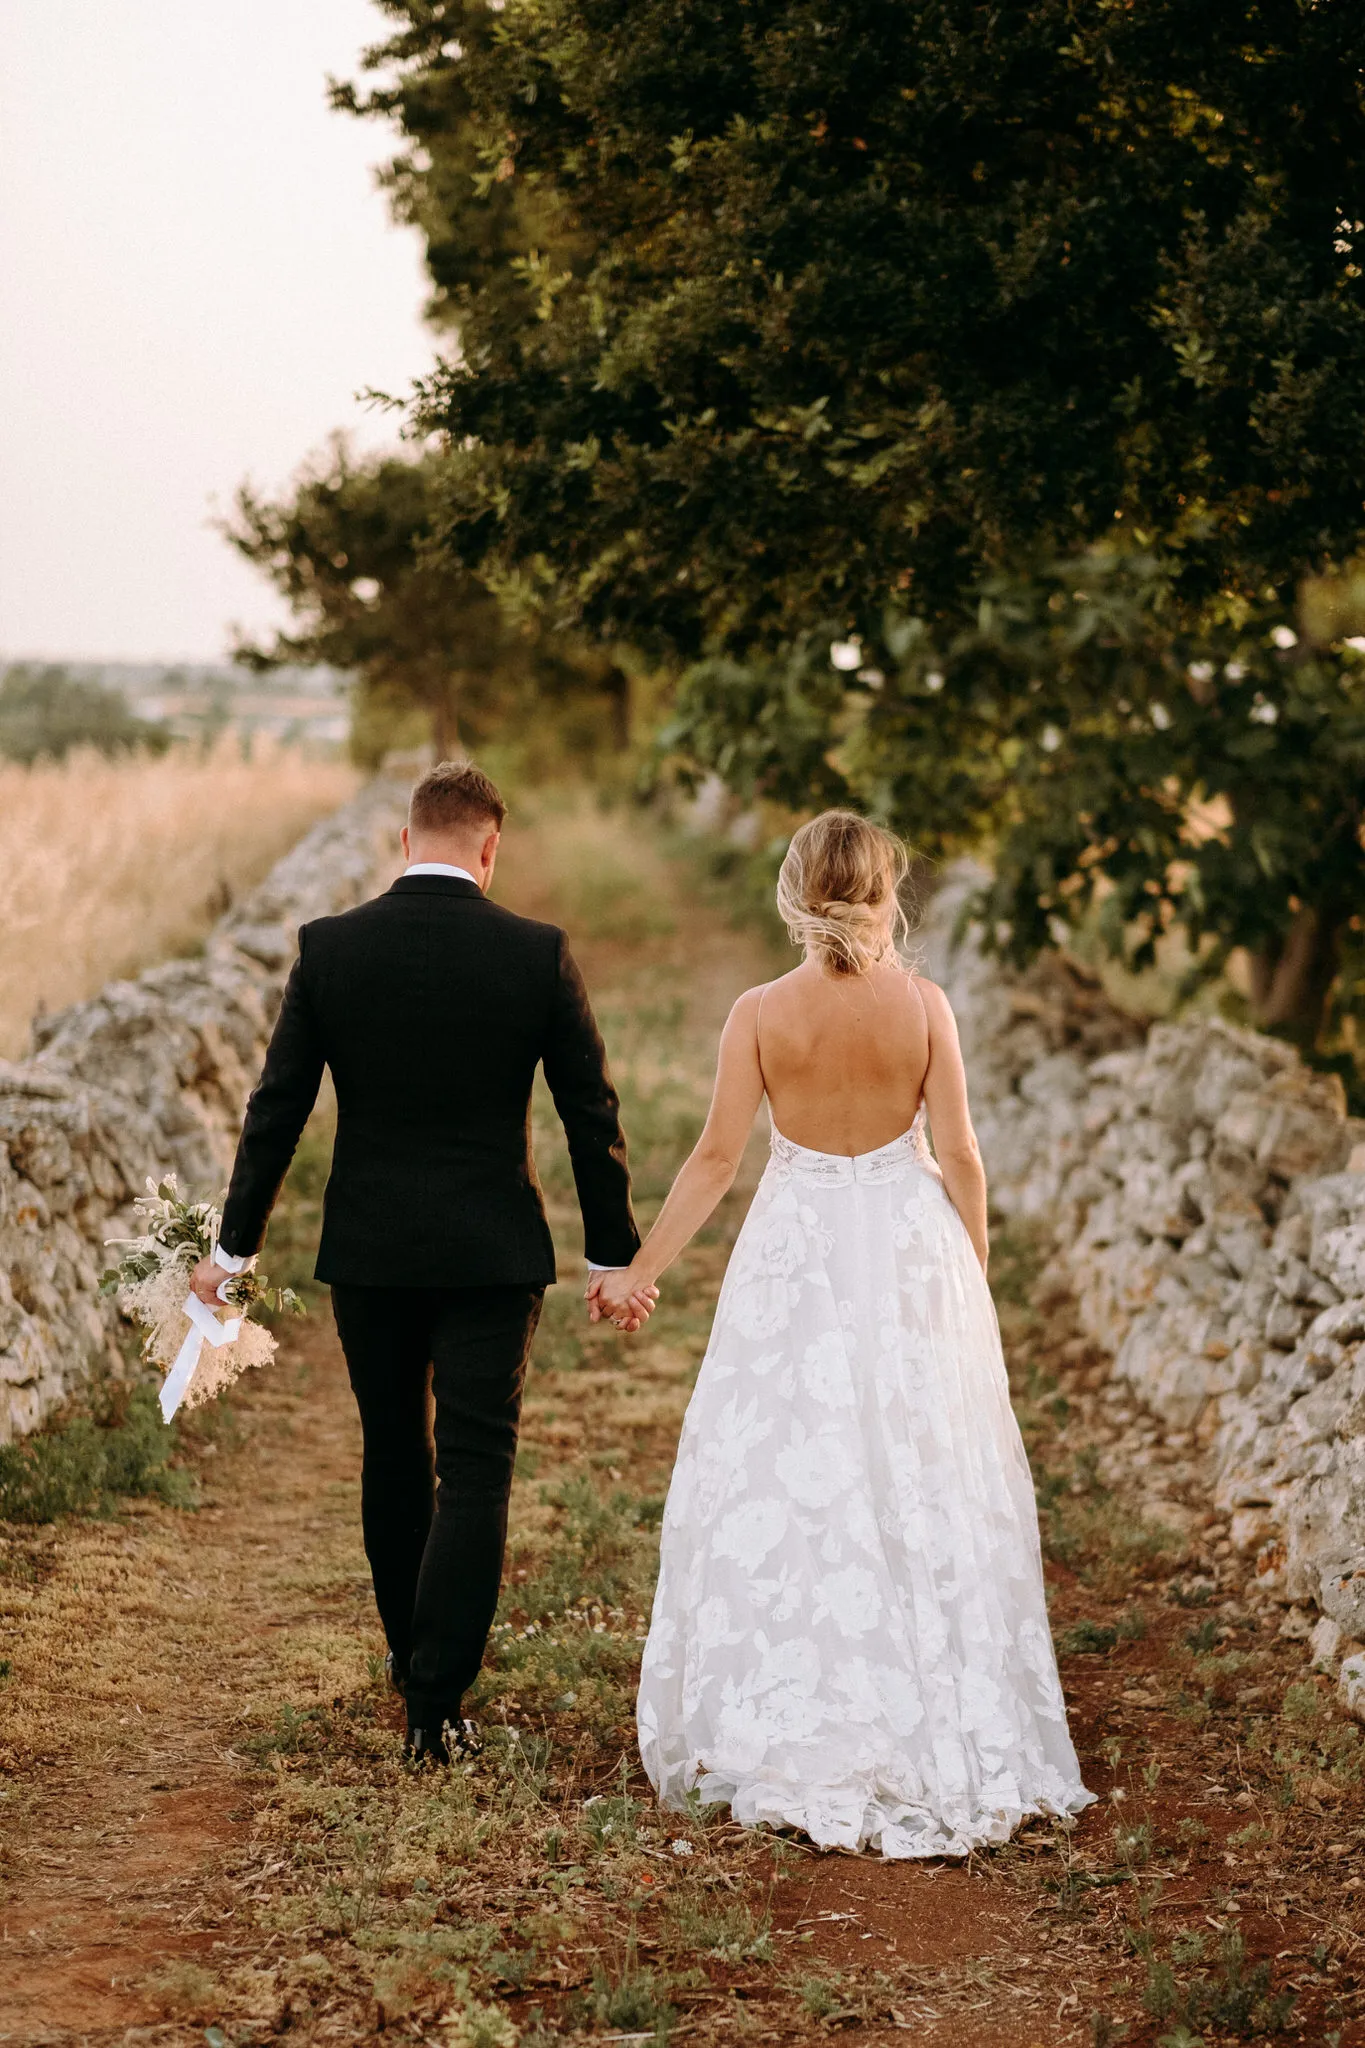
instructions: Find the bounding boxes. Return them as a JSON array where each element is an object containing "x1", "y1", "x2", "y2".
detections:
[
  {"x1": 102, "y1": 1178, "x2": 302, "y2": 1412},
  {"x1": 101, "y1": 1178, "x2": 303, "y2": 1320}
]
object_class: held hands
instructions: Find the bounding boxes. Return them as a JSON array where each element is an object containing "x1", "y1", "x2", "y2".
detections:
[{"x1": 585, "y1": 1267, "x2": 660, "y2": 1333}]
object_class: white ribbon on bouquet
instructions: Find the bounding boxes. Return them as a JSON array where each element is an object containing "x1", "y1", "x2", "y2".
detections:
[{"x1": 159, "y1": 1284, "x2": 243, "y2": 1422}]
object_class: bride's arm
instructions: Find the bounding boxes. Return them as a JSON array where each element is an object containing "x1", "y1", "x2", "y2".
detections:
[
  {"x1": 918, "y1": 979, "x2": 990, "y2": 1273},
  {"x1": 594, "y1": 987, "x2": 767, "y2": 1314}
]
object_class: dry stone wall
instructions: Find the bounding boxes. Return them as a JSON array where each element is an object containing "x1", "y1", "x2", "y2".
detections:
[
  {"x1": 922, "y1": 866, "x2": 1365, "y2": 1679},
  {"x1": 0, "y1": 778, "x2": 406, "y2": 1441}
]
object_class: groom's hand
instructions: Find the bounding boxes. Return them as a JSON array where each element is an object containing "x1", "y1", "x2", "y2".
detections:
[
  {"x1": 190, "y1": 1257, "x2": 233, "y2": 1307},
  {"x1": 586, "y1": 1269, "x2": 659, "y2": 1333}
]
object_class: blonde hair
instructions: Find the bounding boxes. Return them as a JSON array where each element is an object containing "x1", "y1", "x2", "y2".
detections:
[{"x1": 776, "y1": 810, "x2": 910, "y2": 976}]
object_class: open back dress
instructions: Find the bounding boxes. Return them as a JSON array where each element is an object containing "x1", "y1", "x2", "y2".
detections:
[{"x1": 636, "y1": 1101, "x2": 1095, "y2": 1857}]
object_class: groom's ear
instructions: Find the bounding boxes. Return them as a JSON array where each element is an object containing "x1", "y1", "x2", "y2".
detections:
[{"x1": 400, "y1": 824, "x2": 411, "y2": 861}]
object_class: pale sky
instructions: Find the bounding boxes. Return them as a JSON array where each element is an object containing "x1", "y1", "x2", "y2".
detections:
[{"x1": 0, "y1": 0, "x2": 435, "y2": 663}]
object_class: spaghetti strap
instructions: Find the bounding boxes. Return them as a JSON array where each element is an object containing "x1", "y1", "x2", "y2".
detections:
[
  {"x1": 754, "y1": 983, "x2": 771, "y2": 1096},
  {"x1": 907, "y1": 970, "x2": 930, "y2": 1047}
]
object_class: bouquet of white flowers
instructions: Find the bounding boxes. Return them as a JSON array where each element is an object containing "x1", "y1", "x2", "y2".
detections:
[{"x1": 102, "y1": 1177, "x2": 303, "y2": 1422}]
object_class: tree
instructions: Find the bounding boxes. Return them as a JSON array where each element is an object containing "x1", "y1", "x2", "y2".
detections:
[
  {"x1": 346, "y1": 0, "x2": 1365, "y2": 647},
  {"x1": 224, "y1": 437, "x2": 630, "y2": 765},
  {"x1": 666, "y1": 557, "x2": 1365, "y2": 1056},
  {"x1": 0, "y1": 665, "x2": 169, "y2": 765},
  {"x1": 339, "y1": 0, "x2": 1365, "y2": 1052}
]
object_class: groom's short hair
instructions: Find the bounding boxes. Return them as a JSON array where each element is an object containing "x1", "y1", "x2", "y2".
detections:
[{"x1": 409, "y1": 760, "x2": 507, "y2": 837}]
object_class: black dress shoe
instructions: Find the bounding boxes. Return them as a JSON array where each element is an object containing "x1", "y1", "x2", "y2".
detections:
[
  {"x1": 404, "y1": 1720, "x2": 451, "y2": 1767},
  {"x1": 451, "y1": 1717, "x2": 483, "y2": 1760},
  {"x1": 403, "y1": 1715, "x2": 482, "y2": 1768}
]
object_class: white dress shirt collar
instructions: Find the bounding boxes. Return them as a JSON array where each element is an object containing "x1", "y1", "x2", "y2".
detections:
[{"x1": 404, "y1": 862, "x2": 480, "y2": 885}]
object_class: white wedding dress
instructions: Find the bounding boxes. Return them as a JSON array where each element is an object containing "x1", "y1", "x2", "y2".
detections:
[{"x1": 637, "y1": 1106, "x2": 1094, "y2": 1857}]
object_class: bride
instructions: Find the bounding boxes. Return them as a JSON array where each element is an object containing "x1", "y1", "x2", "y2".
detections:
[{"x1": 591, "y1": 811, "x2": 1094, "y2": 1858}]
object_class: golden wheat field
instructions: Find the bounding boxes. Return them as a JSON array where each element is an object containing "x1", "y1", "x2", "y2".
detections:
[{"x1": 0, "y1": 742, "x2": 359, "y2": 1058}]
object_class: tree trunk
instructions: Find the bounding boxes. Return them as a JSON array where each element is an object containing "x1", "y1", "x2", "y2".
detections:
[
  {"x1": 1248, "y1": 905, "x2": 1342, "y2": 1051},
  {"x1": 606, "y1": 663, "x2": 631, "y2": 748},
  {"x1": 429, "y1": 687, "x2": 461, "y2": 763}
]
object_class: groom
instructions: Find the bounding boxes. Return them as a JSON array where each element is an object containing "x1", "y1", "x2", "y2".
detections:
[{"x1": 191, "y1": 760, "x2": 649, "y2": 1762}]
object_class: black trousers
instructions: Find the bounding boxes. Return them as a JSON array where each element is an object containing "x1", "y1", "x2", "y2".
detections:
[{"x1": 330, "y1": 1283, "x2": 544, "y2": 1727}]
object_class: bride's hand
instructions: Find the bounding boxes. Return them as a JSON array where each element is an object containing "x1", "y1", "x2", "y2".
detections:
[{"x1": 586, "y1": 1268, "x2": 659, "y2": 1332}]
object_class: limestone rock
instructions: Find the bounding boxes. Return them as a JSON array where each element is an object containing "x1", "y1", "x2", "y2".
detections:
[
  {"x1": 1309, "y1": 1614, "x2": 1344, "y2": 1672},
  {"x1": 1320, "y1": 1553, "x2": 1365, "y2": 1640},
  {"x1": 0, "y1": 777, "x2": 406, "y2": 1440},
  {"x1": 1230, "y1": 1506, "x2": 1278, "y2": 1556},
  {"x1": 1340, "y1": 1650, "x2": 1365, "y2": 1723},
  {"x1": 919, "y1": 863, "x2": 1365, "y2": 1638}
]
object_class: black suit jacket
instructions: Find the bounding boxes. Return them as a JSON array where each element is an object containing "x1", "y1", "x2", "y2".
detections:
[{"x1": 218, "y1": 874, "x2": 639, "y2": 1288}]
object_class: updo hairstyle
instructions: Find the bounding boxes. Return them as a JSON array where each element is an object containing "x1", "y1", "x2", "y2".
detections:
[{"x1": 775, "y1": 810, "x2": 909, "y2": 977}]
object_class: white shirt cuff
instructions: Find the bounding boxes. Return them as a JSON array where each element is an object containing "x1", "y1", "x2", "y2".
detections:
[
  {"x1": 586, "y1": 1259, "x2": 612, "y2": 1271},
  {"x1": 212, "y1": 1242, "x2": 256, "y2": 1273}
]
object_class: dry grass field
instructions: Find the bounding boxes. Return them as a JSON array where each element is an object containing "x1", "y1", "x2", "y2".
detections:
[
  {"x1": 0, "y1": 741, "x2": 359, "y2": 1058},
  {"x1": 1, "y1": 794, "x2": 1362, "y2": 2047}
]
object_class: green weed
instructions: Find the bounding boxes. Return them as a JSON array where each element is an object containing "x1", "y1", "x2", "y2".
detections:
[
  {"x1": 1189, "y1": 1651, "x2": 1247, "y2": 1710},
  {"x1": 1142, "y1": 1927, "x2": 1296, "y2": 2038},
  {"x1": 0, "y1": 1384, "x2": 193, "y2": 1522},
  {"x1": 439, "y1": 1969, "x2": 520, "y2": 2048},
  {"x1": 1281, "y1": 1681, "x2": 1323, "y2": 1723},
  {"x1": 1168, "y1": 1575, "x2": 1220, "y2": 1608},
  {"x1": 320, "y1": 1819, "x2": 395, "y2": 1933},
  {"x1": 1040, "y1": 1483, "x2": 1181, "y2": 1592},
  {"x1": 514, "y1": 1473, "x2": 658, "y2": 1621},
  {"x1": 582, "y1": 1787, "x2": 642, "y2": 1855},
  {"x1": 487, "y1": 1942, "x2": 540, "y2": 1991},
  {"x1": 240, "y1": 1701, "x2": 319, "y2": 1760},
  {"x1": 578, "y1": 1915, "x2": 678, "y2": 2041},
  {"x1": 1059, "y1": 1618, "x2": 1120, "y2": 1655},
  {"x1": 1115, "y1": 1821, "x2": 1153, "y2": 1868},
  {"x1": 663, "y1": 1889, "x2": 774, "y2": 1964},
  {"x1": 789, "y1": 1973, "x2": 859, "y2": 2024},
  {"x1": 1046, "y1": 1861, "x2": 1132, "y2": 1912}
]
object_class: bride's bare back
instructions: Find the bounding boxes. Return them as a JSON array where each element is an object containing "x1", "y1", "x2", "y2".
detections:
[
  {"x1": 595, "y1": 952, "x2": 990, "y2": 1321},
  {"x1": 756, "y1": 957, "x2": 930, "y2": 1156}
]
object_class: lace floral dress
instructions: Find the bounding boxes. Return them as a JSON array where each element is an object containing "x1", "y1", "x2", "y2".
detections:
[{"x1": 636, "y1": 1109, "x2": 1094, "y2": 1857}]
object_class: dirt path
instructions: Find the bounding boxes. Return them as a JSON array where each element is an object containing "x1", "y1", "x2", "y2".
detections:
[
  {"x1": 2, "y1": 796, "x2": 1362, "y2": 2048},
  {"x1": 0, "y1": 1316, "x2": 369, "y2": 2040}
]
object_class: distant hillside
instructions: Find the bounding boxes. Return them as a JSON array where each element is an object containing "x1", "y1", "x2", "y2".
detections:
[{"x1": 12, "y1": 661, "x2": 352, "y2": 748}]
